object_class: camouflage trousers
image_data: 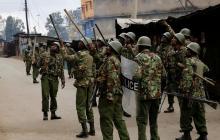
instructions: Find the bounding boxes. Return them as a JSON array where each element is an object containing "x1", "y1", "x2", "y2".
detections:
[
  {"x1": 98, "y1": 95, "x2": 130, "y2": 140},
  {"x1": 25, "y1": 61, "x2": 32, "y2": 75},
  {"x1": 179, "y1": 98, "x2": 208, "y2": 134},
  {"x1": 41, "y1": 75, "x2": 59, "y2": 112},
  {"x1": 136, "y1": 95, "x2": 160, "y2": 140},
  {"x1": 32, "y1": 64, "x2": 39, "y2": 81},
  {"x1": 76, "y1": 86, "x2": 94, "y2": 123}
]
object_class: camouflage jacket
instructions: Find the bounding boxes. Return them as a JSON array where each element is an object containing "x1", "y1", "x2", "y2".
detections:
[
  {"x1": 23, "y1": 48, "x2": 32, "y2": 62},
  {"x1": 133, "y1": 49, "x2": 166, "y2": 100},
  {"x1": 38, "y1": 52, "x2": 65, "y2": 82},
  {"x1": 192, "y1": 56, "x2": 209, "y2": 97},
  {"x1": 166, "y1": 46, "x2": 186, "y2": 90},
  {"x1": 179, "y1": 58, "x2": 194, "y2": 94},
  {"x1": 32, "y1": 51, "x2": 40, "y2": 65},
  {"x1": 121, "y1": 44, "x2": 137, "y2": 60},
  {"x1": 93, "y1": 47, "x2": 107, "y2": 70},
  {"x1": 179, "y1": 56, "x2": 209, "y2": 98},
  {"x1": 97, "y1": 54, "x2": 122, "y2": 96},
  {"x1": 66, "y1": 47, "x2": 75, "y2": 55},
  {"x1": 64, "y1": 50, "x2": 94, "y2": 87},
  {"x1": 156, "y1": 43, "x2": 172, "y2": 67}
]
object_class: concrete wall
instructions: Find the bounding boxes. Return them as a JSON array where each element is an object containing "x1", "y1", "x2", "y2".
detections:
[
  {"x1": 95, "y1": 18, "x2": 116, "y2": 38},
  {"x1": 94, "y1": 0, "x2": 220, "y2": 17},
  {"x1": 92, "y1": 0, "x2": 220, "y2": 38}
]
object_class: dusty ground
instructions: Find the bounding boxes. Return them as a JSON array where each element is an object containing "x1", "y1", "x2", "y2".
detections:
[{"x1": 0, "y1": 57, "x2": 220, "y2": 140}]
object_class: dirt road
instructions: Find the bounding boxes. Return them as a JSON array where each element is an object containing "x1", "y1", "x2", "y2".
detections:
[{"x1": 0, "y1": 58, "x2": 219, "y2": 140}]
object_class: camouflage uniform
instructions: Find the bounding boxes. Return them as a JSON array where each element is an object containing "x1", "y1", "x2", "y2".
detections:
[
  {"x1": 91, "y1": 46, "x2": 107, "y2": 106},
  {"x1": 93, "y1": 47, "x2": 107, "y2": 69},
  {"x1": 38, "y1": 51, "x2": 65, "y2": 115},
  {"x1": 64, "y1": 49, "x2": 94, "y2": 123},
  {"x1": 134, "y1": 49, "x2": 165, "y2": 140},
  {"x1": 66, "y1": 47, "x2": 75, "y2": 78},
  {"x1": 32, "y1": 49, "x2": 40, "y2": 83},
  {"x1": 178, "y1": 56, "x2": 208, "y2": 137},
  {"x1": 23, "y1": 48, "x2": 32, "y2": 75},
  {"x1": 121, "y1": 45, "x2": 137, "y2": 60},
  {"x1": 156, "y1": 43, "x2": 172, "y2": 91},
  {"x1": 166, "y1": 47, "x2": 186, "y2": 106},
  {"x1": 156, "y1": 44, "x2": 172, "y2": 68},
  {"x1": 97, "y1": 53, "x2": 130, "y2": 140}
]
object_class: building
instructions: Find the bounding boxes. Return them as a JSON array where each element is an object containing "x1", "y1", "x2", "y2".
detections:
[
  {"x1": 81, "y1": 0, "x2": 95, "y2": 38},
  {"x1": 81, "y1": 0, "x2": 220, "y2": 38},
  {"x1": 12, "y1": 33, "x2": 59, "y2": 56}
]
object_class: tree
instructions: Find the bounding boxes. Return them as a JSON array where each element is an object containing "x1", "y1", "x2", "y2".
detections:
[
  {"x1": 65, "y1": 9, "x2": 83, "y2": 40},
  {"x1": 45, "y1": 12, "x2": 69, "y2": 41},
  {"x1": 4, "y1": 16, "x2": 25, "y2": 41}
]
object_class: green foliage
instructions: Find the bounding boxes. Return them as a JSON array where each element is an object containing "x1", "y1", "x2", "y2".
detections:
[
  {"x1": 4, "y1": 16, "x2": 24, "y2": 41},
  {"x1": 45, "y1": 12, "x2": 69, "y2": 41}
]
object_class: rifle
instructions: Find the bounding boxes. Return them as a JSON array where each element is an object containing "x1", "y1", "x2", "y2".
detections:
[
  {"x1": 194, "y1": 72, "x2": 215, "y2": 86},
  {"x1": 163, "y1": 91, "x2": 218, "y2": 109},
  {"x1": 64, "y1": 9, "x2": 89, "y2": 46},
  {"x1": 49, "y1": 14, "x2": 64, "y2": 47},
  {"x1": 89, "y1": 82, "x2": 99, "y2": 110}
]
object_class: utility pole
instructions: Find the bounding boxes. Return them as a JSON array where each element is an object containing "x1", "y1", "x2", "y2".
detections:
[
  {"x1": 132, "y1": 0, "x2": 138, "y2": 18},
  {"x1": 24, "y1": 0, "x2": 30, "y2": 36}
]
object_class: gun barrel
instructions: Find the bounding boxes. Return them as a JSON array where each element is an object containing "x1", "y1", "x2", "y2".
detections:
[{"x1": 164, "y1": 92, "x2": 218, "y2": 109}]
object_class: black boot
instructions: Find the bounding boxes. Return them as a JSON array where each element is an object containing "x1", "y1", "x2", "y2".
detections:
[
  {"x1": 123, "y1": 111, "x2": 131, "y2": 117},
  {"x1": 196, "y1": 134, "x2": 208, "y2": 140},
  {"x1": 43, "y1": 112, "x2": 48, "y2": 121},
  {"x1": 76, "y1": 123, "x2": 88, "y2": 138},
  {"x1": 176, "y1": 132, "x2": 192, "y2": 140},
  {"x1": 51, "y1": 111, "x2": 61, "y2": 120},
  {"x1": 92, "y1": 96, "x2": 97, "y2": 107},
  {"x1": 88, "y1": 122, "x2": 95, "y2": 136},
  {"x1": 33, "y1": 79, "x2": 39, "y2": 84},
  {"x1": 164, "y1": 104, "x2": 174, "y2": 113}
]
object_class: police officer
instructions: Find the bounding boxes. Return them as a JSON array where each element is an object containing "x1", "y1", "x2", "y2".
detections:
[
  {"x1": 97, "y1": 40, "x2": 130, "y2": 140},
  {"x1": 65, "y1": 43, "x2": 75, "y2": 78},
  {"x1": 156, "y1": 32, "x2": 173, "y2": 96},
  {"x1": 121, "y1": 32, "x2": 137, "y2": 59},
  {"x1": 118, "y1": 32, "x2": 126, "y2": 46},
  {"x1": 120, "y1": 32, "x2": 137, "y2": 117},
  {"x1": 32, "y1": 45, "x2": 40, "y2": 83},
  {"x1": 62, "y1": 37, "x2": 95, "y2": 138},
  {"x1": 165, "y1": 33, "x2": 186, "y2": 113},
  {"x1": 176, "y1": 42, "x2": 208, "y2": 140},
  {"x1": 38, "y1": 42, "x2": 65, "y2": 120},
  {"x1": 180, "y1": 28, "x2": 191, "y2": 45},
  {"x1": 134, "y1": 36, "x2": 165, "y2": 140},
  {"x1": 23, "y1": 45, "x2": 32, "y2": 75},
  {"x1": 91, "y1": 38, "x2": 107, "y2": 107}
]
